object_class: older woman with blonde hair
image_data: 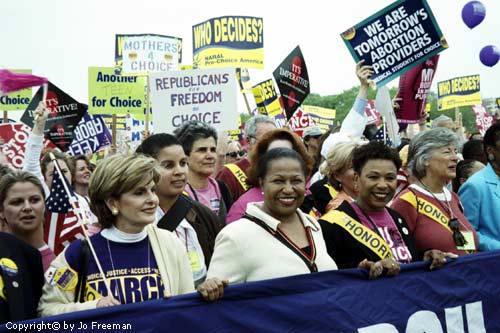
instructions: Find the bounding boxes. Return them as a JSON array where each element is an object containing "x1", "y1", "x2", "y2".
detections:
[
  {"x1": 320, "y1": 141, "x2": 360, "y2": 212},
  {"x1": 38, "y1": 154, "x2": 226, "y2": 317},
  {"x1": 391, "y1": 128, "x2": 478, "y2": 256}
]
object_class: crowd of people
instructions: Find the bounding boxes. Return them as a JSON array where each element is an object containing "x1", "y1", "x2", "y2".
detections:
[{"x1": 1, "y1": 61, "x2": 500, "y2": 324}]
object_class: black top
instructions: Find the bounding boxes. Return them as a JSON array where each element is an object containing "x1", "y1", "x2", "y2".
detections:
[
  {"x1": 0, "y1": 233, "x2": 44, "y2": 324},
  {"x1": 318, "y1": 201, "x2": 419, "y2": 269}
]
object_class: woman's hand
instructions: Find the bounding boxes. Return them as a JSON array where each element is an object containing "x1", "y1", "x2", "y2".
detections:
[
  {"x1": 96, "y1": 295, "x2": 121, "y2": 308},
  {"x1": 423, "y1": 249, "x2": 458, "y2": 270},
  {"x1": 356, "y1": 60, "x2": 374, "y2": 98},
  {"x1": 33, "y1": 101, "x2": 48, "y2": 136},
  {"x1": 358, "y1": 258, "x2": 400, "y2": 279},
  {"x1": 197, "y1": 277, "x2": 229, "y2": 302}
]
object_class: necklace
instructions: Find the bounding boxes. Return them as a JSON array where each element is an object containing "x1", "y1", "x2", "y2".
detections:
[{"x1": 106, "y1": 238, "x2": 151, "y2": 304}]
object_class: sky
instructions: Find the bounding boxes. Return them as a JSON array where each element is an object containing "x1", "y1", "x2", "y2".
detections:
[{"x1": 2, "y1": 0, "x2": 499, "y2": 110}]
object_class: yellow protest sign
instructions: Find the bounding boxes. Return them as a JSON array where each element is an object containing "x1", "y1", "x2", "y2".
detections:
[
  {"x1": 193, "y1": 16, "x2": 264, "y2": 69},
  {"x1": 437, "y1": 75, "x2": 481, "y2": 111},
  {"x1": 88, "y1": 67, "x2": 146, "y2": 119}
]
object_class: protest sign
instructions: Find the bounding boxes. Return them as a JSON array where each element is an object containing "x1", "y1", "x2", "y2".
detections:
[
  {"x1": 0, "y1": 69, "x2": 32, "y2": 111},
  {"x1": 273, "y1": 46, "x2": 310, "y2": 120},
  {"x1": 396, "y1": 54, "x2": 439, "y2": 123},
  {"x1": 99, "y1": 113, "x2": 127, "y2": 131},
  {"x1": 341, "y1": 0, "x2": 447, "y2": 87},
  {"x1": 472, "y1": 104, "x2": 494, "y2": 136},
  {"x1": 0, "y1": 123, "x2": 55, "y2": 169},
  {"x1": 20, "y1": 82, "x2": 85, "y2": 151},
  {"x1": 437, "y1": 74, "x2": 481, "y2": 111},
  {"x1": 114, "y1": 34, "x2": 182, "y2": 75},
  {"x1": 236, "y1": 68, "x2": 252, "y2": 93},
  {"x1": 88, "y1": 67, "x2": 146, "y2": 119},
  {"x1": 66, "y1": 112, "x2": 111, "y2": 156},
  {"x1": 301, "y1": 105, "x2": 336, "y2": 132},
  {"x1": 252, "y1": 79, "x2": 282, "y2": 118},
  {"x1": 287, "y1": 108, "x2": 316, "y2": 137},
  {"x1": 126, "y1": 113, "x2": 154, "y2": 150},
  {"x1": 192, "y1": 16, "x2": 264, "y2": 69},
  {"x1": 6, "y1": 252, "x2": 500, "y2": 333},
  {"x1": 364, "y1": 100, "x2": 382, "y2": 126},
  {"x1": 150, "y1": 67, "x2": 238, "y2": 133}
]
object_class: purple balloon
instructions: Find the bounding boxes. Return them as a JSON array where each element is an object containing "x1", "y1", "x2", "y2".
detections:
[
  {"x1": 480, "y1": 45, "x2": 500, "y2": 67},
  {"x1": 462, "y1": 1, "x2": 486, "y2": 29}
]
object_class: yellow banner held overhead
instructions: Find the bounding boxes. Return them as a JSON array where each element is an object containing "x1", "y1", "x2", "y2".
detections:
[{"x1": 437, "y1": 74, "x2": 481, "y2": 111}]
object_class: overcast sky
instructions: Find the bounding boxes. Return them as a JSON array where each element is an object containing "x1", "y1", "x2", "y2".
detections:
[{"x1": 2, "y1": 0, "x2": 499, "y2": 107}]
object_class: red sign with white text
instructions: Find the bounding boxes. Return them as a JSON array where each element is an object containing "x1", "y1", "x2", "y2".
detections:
[{"x1": 0, "y1": 123, "x2": 55, "y2": 169}]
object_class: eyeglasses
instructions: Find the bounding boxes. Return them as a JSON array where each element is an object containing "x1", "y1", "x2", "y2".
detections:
[
  {"x1": 226, "y1": 150, "x2": 246, "y2": 158},
  {"x1": 449, "y1": 218, "x2": 467, "y2": 246},
  {"x1": 304, "y1": 134, "x2": 321, "y2": 141}
]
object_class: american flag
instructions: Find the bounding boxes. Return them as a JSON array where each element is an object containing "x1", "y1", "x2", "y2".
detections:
[
  {"x1": 45, "y1": 165, "x2": 86, "y2": 255},
  {"x1": 371, "y1": 125, "x2": 393, "y2": 147}
]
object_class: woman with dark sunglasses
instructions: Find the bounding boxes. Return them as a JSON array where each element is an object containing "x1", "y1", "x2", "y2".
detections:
[
  {"x1": 391, "y1": 128, "x2": 478, "y2": 256},
  {"x1": 224, "y1": 141, "x2": 246, "y2": 164}
]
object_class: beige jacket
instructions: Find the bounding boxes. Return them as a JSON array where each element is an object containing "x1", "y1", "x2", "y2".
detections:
[{"x1": 38, "y1": 225, "x2": 194, "y2": 317}]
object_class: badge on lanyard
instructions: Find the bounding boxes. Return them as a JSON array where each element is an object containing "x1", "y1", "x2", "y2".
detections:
[
  {"x1": 188, "y1": 251, "x2": 202, "y2": 271},
  {"x1": 456, "y1": 231, "x2": 476, "y2": 251}
]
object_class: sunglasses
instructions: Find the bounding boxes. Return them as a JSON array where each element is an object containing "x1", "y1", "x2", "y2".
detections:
[
  {"x1": 449, "y1": 218, "x2": 467, "y2": 247},
  {"x1": 226, "y1": 150, "x2": 246, "y2": 158}
]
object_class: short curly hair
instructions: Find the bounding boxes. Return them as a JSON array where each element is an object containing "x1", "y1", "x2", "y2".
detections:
[
  {"x1": 173, "y1": 120, "x2": 218, "y2": 156},
  {"x1": 352, "y1": 141, "x2": 402, "y2": 174},
  {"x1": 88, "y1": 154, "x2": 161, "y2": 228}
]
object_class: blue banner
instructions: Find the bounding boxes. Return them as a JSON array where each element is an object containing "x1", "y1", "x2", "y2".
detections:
[
  {"x1": 2, "y1": 252, "x2": 499, "y2": 332},
  {"x1": 341, "y1": 0, "x2": 447, "y2": 87},
  {"x1": 67, "y1": 112, "x2": 111, "y2": 156}
]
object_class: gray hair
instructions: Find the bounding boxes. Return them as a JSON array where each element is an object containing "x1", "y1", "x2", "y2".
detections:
[
  {"x1": 173, "y1": 120, "x2": 218, "y2": 156},
  {"x1": 244, "y1": 114, "x2": 275, "y2": 139},
  {"x1": 431, "y1": 115, "x2": 453, "y2": 128},
  {"x1": 408, "y1": 128, "x2": 459, "y2": 179}
]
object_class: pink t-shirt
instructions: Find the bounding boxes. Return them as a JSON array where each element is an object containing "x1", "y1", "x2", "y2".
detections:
[
  {"x1": 185, "y1": 177, "x2": 221, "y2": 215},
  {"x1": 351, "y1": 203, "x2": 412, "y2": 263},
  {"x1": 226, "y1": 187, "x2": 263, "y2": 224}
]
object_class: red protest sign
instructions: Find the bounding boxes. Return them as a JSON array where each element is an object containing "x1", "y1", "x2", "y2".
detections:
[{"x1": 0, "y1": 123, "x2": 55, "y2": 169}]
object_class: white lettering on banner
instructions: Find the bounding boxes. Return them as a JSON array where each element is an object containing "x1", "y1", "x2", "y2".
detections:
[{"x1": 357, "y1": 301, "x2": 485, "y2": 332}]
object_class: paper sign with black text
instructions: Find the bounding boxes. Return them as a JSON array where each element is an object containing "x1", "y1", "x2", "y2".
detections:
[
  {"x1": 273, "y1": 46, "x2": 310, "y2": 120},
  {"x1": 21, "y1": 82, "x2": 85, "y2": 151},
  {"x1": 301, "y1": 105, "x2": 336, "y2": 132},
  {"x1": 192, "y1": 16, "x2": 264, "y2": 69},
  {"x1": 437, "y1": 74, "x2": 481, "y2": 111},
  {"x1": 150, "y1": 67, "x2": 238, "y2": 133},
  {"x1": 252, "y1": 79, "x2": 282, "y2": 118},
  {"x1": 114, "y1": 34, "x2": 182, "y2": 75},
  {"x1": 0, "y1": 69, "x2": 32, "y2": 111},
  {"x1": 341, "y1": 0, "x2": 447, "y2": 87}
]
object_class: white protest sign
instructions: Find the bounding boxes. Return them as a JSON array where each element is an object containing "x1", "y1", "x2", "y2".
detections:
[
  {"x1": 150, "y1": 67, "x2": 238, "y2": 134},
  {"x1": 122, "y1": 35, "x2": 181, "y2": 74}
]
